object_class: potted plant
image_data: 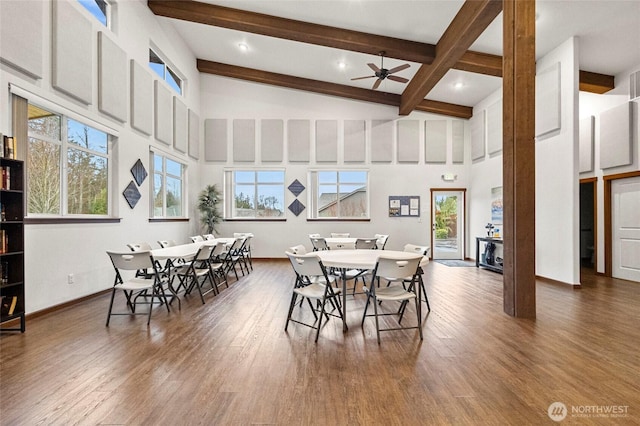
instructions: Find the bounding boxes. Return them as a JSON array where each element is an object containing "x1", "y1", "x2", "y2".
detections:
[{"x1": 197, "y1": 184, "x2": 222, "y2": 234}]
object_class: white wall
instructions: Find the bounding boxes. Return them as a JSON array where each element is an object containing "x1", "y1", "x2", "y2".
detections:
[
  {"x1": 468, "y1": 38, "x2": 583, "y2": 285},
  {"x1": 534, "y1": 37, "x2": 580, "y2": 285},
  {"x1": 468, "y1": 89, "x2": 503, "y2": 260},
  {"x1": 0, "y1": 0, "x2": 202, "y2": 313},
  {"x1": 198, "y1": 75, "x2": 471, "y2": 257},
  {"x1": 579, "y1": 63, "x2": 640, "y2": 273}
]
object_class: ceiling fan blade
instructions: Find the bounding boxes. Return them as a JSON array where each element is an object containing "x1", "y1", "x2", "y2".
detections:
[
  {"x1": 372, "y1": 78, "x2": 382, "y2": 90},
  {"x1": 388, "y1": 63, "x2": 410, "y2": 74},
  {"x1": 368, "y1": 63, "x2": 381, "y2": 73},
  {"x1": 387, "y1": 75, "x2": 409, "y2": 83},
  {"x1": 351, "y1": 75, "x2": 376, "y2": 81}
]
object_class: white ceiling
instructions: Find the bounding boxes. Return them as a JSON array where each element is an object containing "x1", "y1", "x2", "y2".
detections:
[{"x1": 157, "y1": 0, "x2": 640, "y2": 108}]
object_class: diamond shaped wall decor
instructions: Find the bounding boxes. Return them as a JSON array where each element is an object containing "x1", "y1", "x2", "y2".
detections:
[
  {"x1": 130, "y1": 159, "x2": 147, "y2": 186},
  {"x1": 288, "y1": 179, "x2": 305, "y2": 197},
  {"x1": 288, "y1": 199, "x2": 305, "y2": 216},
  {"x1": 123, "y1": 181, "x2": 141, "y2": 209}
]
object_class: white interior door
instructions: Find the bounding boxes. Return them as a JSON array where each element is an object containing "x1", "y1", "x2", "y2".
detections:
[
  {"x1": 432, "y1": 190, "x2": 465, "y2": 260},
  {"x1": 612, "y1": 176, "x2": 640, "y2": 282}
]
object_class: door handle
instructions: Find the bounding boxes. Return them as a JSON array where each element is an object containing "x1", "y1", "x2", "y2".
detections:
[{"x1": 432, "y1": 224, "x2": 436, "y2": 231}]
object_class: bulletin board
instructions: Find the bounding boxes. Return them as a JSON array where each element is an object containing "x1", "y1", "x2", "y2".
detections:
[{"x1": 389, "y1": 196, "x2": 420, "y2": 217}]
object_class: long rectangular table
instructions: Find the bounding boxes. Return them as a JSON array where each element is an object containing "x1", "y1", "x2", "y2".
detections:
[
  {"x1": 150, "y1": 238, "x2": 236, "y2": 261},
  {"x1": 150, "y1": 238, "x2": 237, "y2": 305}
]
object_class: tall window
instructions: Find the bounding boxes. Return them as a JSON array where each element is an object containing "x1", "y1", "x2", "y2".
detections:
[
  {"x1": 27, "y1": 104, "x2": 112, "y2": 216},
  {"x1": 151, "y1": 152, "x2": 184, "y2": 218},
  {"x1": 309, "y1": 170, "x2": 369, "y2": 219},
  {"x1": 149, "y1": 49, "x2": 183, "y2": 95},
  {"x1": 225, "y1": 170, "x2": 285, "y2": 218},
  {"x1": 78, "y1": 0, "x2": 109, "y2": 27}
]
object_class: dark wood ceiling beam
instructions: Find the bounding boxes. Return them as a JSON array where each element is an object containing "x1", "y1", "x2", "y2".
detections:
[
  {"x1": 579, "y1": 70, "x2": 615, "y2": 94},
  {"x1": 414, "y1": 99, "x2": 473, "y2": 118},
  {"x1": 148, "y1": 0, "x2": 508, "y2": 76},
  {"x1": 152, "y1": 0, "x2": 612, "y2": 108},
  {"x1": 454, "y1": 51, "x2": 503, "y2": 77},
  {"x1": 196, "y1": 59, "x2": 472, "y2": 119},
  {"x1": 400, "y1": 0, "x2": 503, "y2": 115},
  {"x1": 149, "y1": 0, "x2": 436, "y2": 64},
  {"x1": 451, "y1": 54, "x2": 615, "y2": 95}
]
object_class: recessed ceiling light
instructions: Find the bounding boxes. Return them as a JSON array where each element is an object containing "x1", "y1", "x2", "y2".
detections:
[
  {"x1": 238, "y1": 42, "x2": 249, "y2": 52},
  {"x1": 338, "y1": 61, "x2": 346, "y2": 70},
  {"x1": 454, "y1": 82, "x2": 464, "y2": 90}
]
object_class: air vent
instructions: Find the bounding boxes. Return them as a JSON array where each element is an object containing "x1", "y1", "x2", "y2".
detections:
[{"x1": 631, "y1": 70, "x2": 640, "y2": 100}]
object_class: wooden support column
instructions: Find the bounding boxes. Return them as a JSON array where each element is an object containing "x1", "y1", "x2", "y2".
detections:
[{"x1": 502, "y1": 0, "x2": 536, "y2": 318}]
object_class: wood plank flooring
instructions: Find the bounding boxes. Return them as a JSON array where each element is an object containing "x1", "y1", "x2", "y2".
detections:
[{"x1": 1, "y1": 260, "x2": 639, "y2": 425}]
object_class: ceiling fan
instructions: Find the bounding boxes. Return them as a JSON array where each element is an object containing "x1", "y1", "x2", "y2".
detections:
[{"x1": 351, "y1": 51, "x2": 410, "y2": 90}]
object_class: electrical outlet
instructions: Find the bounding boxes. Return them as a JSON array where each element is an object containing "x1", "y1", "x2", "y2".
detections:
[{"x1": 68, "y1": 274, "x2": 75, "y2": 284}]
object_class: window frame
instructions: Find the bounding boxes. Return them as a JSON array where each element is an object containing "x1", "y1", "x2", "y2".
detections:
[
  {"x1": 150, "y1": 150, "x2": 187, "y2": 219},
  {"x1": 77, "y1": 0, "x2": 110, "y2": 28},
  {"x1": 149, "y1": 48, "x2": 184, "y2": 95},
  {"x1": 308, "y1": 169, "x2": 370, "y2": 220},
  {"x1": 26, "y1": 103, "x2": 114, "y2": 219},
  {"x1": 224, "y1": 169, "x2": 286, "y2": 220}
]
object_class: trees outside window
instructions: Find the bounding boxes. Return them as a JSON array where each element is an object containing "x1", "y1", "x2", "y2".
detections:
[
  {"x1": 152, "y1": 152, "x2": 184, "y2": 218},
  {"x1": 27, "y1": 104, "x2": 111, "y2": 217},
  {"x1": 224, "y1": 170, "x2": 285, "y2": 218}
]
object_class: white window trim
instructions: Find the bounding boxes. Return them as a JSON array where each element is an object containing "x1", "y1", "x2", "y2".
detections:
[
  {"x1": 150, "y1": 149, "x2": 187, "y2": 219},
  {"x1": 77, "y1": 0, "x2": 112, "y2": 29},
  {"x1": 149, "y1": 45, "x2": 185, "y2": 96},
  {"x1": 11, "y1": 84, "x2": 120, "y2": 137},
  {"x1": 308, "y1": 168, "x2": 370, "y2": 220},
  {"x1": 223, "y1": 168, "x2": 286, "y2": 220},
  {"x1": 26, "y1": 104, "x2": 115, "y2": 218}
]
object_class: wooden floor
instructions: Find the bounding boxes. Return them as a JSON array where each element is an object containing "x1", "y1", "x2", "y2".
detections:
[{"x1": 1, "y1": 260, "x2": 639, "y2": 425}]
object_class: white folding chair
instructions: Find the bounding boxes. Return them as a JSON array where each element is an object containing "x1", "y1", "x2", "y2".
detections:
[
  {"x1": 362, "y1": 255, "x2": 423, "y2": 343},
  {"x1": 127, "y1": 242, "x2": 160, "y2": 278},
  {"x1": 288, "y1": 245, "x2": 308, "y2": 255},
  {"x1": 157, "y1": 240, "x2": 177, "y2": 248},
  {"x1": 170, "y1": 244, "x2": 217, "y2": 304},
  {"x1": 106, "y1": 250, "x2": 171, "y2": 326},
  {"x1": 374, "y1": 234, "x2": 389, "y2": 250},
  {"x1": 402, "y1": 244, "x2": 431, "y2": 312},
  {"x1": 355, "y1": 238, "x2": 378, "y2": 250},
  {"x1": 310, "y1": 237, "x2": 329, "y2": 251},
  {"x1": 284, "y1": 251, "x2": 343, "y2": 342}
]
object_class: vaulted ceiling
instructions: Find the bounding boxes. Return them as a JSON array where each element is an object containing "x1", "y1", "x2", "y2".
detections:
[{"x1": 149, "y1": 0, "x2": 640, "y2": 119}]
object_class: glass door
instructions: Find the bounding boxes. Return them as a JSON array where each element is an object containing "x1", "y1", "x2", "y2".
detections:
[{"x1": 431, "y1": 190, "x2": 465, "y2": 260}]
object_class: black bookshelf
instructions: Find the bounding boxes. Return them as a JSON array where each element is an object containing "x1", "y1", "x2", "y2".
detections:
[{"x1": 1, "y1": 157, "x2": 25, "y2": 332}]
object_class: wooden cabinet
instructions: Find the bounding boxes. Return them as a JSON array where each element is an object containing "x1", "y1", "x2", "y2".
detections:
[
  {"x1": 475, "y1": 237, "x2": 503, "y2": 274},
  {"x1": 1, "y1": 158, "x2": 25, "y2": 332}
]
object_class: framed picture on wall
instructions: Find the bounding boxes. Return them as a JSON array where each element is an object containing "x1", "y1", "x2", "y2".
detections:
[{"x1": 491, "y1": 187, "x2": 503, "y2": 224}]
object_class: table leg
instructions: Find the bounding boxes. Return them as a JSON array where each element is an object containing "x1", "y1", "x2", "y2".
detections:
[
  {"x1": 341, "y1": 268, "x2": 348, "y2": 331},
  {"x1": 165, "y1": 262, "x2": 181, "y2": 310}
]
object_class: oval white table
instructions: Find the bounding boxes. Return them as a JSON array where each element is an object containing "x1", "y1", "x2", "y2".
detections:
[{"x1": 314, "y1": 249, "x2": 427, "y2": 331}]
